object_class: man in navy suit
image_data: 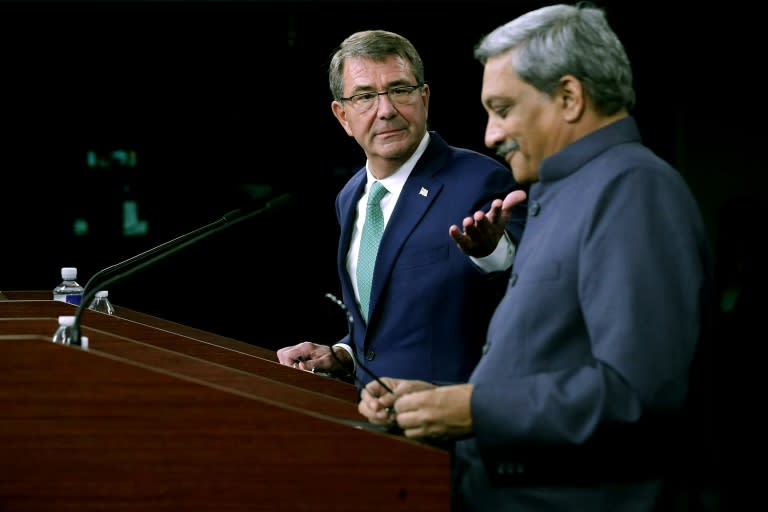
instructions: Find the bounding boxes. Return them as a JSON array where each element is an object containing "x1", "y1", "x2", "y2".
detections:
[
  {"x1": 276, "y1": 29, "x2": 527, "y2": 388},
  {"x1": 358, "y1": 5, "x2": 715, "y2": 512}
]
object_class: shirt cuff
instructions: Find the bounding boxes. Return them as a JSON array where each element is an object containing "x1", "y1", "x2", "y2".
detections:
[
  {"x1": 471, "y1": 231, "x2": 516, "y2": 273},
  {"x1": 332, "y1": 343, "x2": 356, "y2": 371}
]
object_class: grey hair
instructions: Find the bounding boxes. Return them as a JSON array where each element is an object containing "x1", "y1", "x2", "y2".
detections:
[
  {"x1": 474, "y1": 3, "x2": 635, "y2": 115},
  {"x1": 328, "y1": 30, "x2": 425, "y2": 101}
]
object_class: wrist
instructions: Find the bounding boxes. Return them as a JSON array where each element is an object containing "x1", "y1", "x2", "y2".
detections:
[{"x1": 331, "y1": 345, "x2": 353, "y2": 369}]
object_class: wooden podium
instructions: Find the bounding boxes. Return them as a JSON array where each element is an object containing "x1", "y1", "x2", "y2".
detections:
[{"x1": 0, "y1": 291, "x2": 450, "y2": 511}]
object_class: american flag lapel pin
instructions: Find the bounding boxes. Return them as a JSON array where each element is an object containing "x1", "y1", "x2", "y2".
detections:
[{"x1": 419, "y1": 186, "x2": 429, "y2": 197}]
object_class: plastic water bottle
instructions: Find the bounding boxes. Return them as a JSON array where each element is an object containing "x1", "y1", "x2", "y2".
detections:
[
  {"x1": 51, "y1": 315, "x2": 88, "y2": 348},
  {"x1": 52, "y1": 315, "x2": 75, "y2": 344},
  {"x1": 52, "y1": 267, "x2": 84, "y2": 305},
  {"x1": 88, "y1": 290, "x2": 115, "y2": 315}
]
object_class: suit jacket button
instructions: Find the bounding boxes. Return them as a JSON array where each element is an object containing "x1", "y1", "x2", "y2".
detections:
[
  {"x1": 365, "y1": 349, "x2": 375, "y2": 361},
  {"x1": 509, "y1": 273, "x2": 518, "y2": 286},
  {"x1": 529, "y1": 200, "x2": 541, "y2": 216},
  {"x1": 482, "y1": 343, "x2": 491, "y2": 355}
]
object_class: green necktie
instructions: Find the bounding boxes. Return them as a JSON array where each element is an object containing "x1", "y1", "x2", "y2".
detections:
[{"x1": 356, "y1": 181, "x2": 389, "y2": 322}]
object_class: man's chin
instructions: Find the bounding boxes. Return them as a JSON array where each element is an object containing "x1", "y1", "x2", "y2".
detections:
[
  {"x1": 512, "y1": 167, "x2": 538, "y2": 186},
  {"x1": 376, "y1": 136, "x2": 414, "y2": 155}
]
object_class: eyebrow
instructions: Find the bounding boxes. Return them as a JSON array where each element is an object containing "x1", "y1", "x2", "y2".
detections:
[
  {"x1": 483, "y1": 94, "x2": 514, "y2": 107},
  {"x1": 348, "y1": 79, "x2": 413, "y2": 94}
]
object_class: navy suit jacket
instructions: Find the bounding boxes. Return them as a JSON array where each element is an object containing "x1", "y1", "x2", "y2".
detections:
[{"x1": 335, "y1": 132, "x2": 526, "y2": 387}]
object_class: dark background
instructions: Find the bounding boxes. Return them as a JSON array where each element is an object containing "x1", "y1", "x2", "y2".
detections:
[{"x1": 0, "y1": 0, "x2": 761, "y2": 350}]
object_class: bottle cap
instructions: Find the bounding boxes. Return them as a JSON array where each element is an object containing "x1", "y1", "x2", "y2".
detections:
[
  {"x1": 95, "y1": 290, "x2": 109, "y2": 298},
  {"x1": 61, "y1": 267, "x2": 78, "y2": 280},
  {"x1": 58, "y1": 315, "x2": 76, "y2": 326}
]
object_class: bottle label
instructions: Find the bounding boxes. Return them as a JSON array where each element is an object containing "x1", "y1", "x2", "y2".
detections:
[{"x1": 65, "y1": 295, "x2": 82, "y2": 305}]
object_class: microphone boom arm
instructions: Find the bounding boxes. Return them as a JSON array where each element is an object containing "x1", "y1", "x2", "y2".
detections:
[{"x1": 71, "y1": 193, "x2": 293, "y2": 345}]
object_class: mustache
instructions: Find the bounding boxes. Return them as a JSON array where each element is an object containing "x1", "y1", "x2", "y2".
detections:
[{"x1": 496, "y1": 140, "x2": 520, "y2": 159}]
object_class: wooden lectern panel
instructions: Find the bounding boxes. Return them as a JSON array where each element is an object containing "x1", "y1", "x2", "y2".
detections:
[
  {"x1": 0, "y1": 295, "x2": 451, "y2": 511},
  {"x1": 0, "y1": 294, "x2": 357, "y2": 403},
  {"x1": 0, "y1": 317, "x2": 363, "y2": 420}
]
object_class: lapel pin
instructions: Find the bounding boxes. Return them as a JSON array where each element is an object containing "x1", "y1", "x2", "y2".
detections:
[{"x1": 419, "y1": 187, "x2": 429, "y2": 197}]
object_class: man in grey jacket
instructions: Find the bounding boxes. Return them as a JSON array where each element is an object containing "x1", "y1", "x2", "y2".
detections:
[{"x1": 358, "y1": 4, "x2": 715, "y2": 511}]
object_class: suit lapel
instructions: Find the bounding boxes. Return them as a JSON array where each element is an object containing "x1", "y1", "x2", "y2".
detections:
[
  {"x1": 367, "y1": 135, "x2": 448, "y2": 325},
  {"x1": 339, "y1": 172, "x2": 367, "y2": 298}
]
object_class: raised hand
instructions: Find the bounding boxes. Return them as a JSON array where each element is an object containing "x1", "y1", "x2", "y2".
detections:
[{"x1": 449, "y1": 189, "x2": 527, "y2": 257}]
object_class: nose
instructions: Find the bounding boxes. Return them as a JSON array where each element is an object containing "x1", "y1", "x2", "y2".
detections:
[
  {"x1": 375, "y1": 92, "x2": 398, "y2": 117},
  {"x1": 484, "y1": 119, "x2": 505, "y2": 150}
]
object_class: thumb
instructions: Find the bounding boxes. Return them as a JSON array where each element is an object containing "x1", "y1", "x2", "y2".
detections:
[
  {"x1": 502, "y1": 189, "x2": 527, "y2": 211},
  {"x1": 499, "y1": 189, "x2": 527, "y2": 224}
]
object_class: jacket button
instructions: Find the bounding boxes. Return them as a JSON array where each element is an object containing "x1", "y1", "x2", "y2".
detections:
[
  {"x1": 509, "y1": 273, "x2": 518, "y2": 286},
  {"x1": 529, "y1": 200, "x2": 541, "y2": 216},
  {"x1": 365, "y1": 349, "x2": 376, "y2": 361},
  {"x1": 482, "y1": 343, "x2": 491, "y2": 355}
]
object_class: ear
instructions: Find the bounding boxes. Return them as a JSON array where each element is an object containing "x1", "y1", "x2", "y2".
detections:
[
  {"x1": 421, "y1": 83, "x2": 431, "y2": 117},
  {"x1": 331, "y1": 100, "x2": 354, "y2": 136},
  {"x1": 557, "y1": 75, "x2": 585, "y2": 123}
]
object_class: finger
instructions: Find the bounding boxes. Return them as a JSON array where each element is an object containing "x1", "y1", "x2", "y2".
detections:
[
  {"x1": 280, "y1": 349, "x2": 302, "y2": 366},
  {"x1": 357, "y1": 399, "x2": 379, "y2": 421},
  {"x1": 482, "y1": 199, "x2": 503, "y2": 224},
  {"x1": 502, "y1": 189, "x2": 527, "y2": 210},
  {"x1": 359, "y1": 389, "x2": 377, "y2": 411},
  {"x1": 276, "y1": 349, "x2": 293, "y2": 365},
  {"x1": 462, "y1": 218, "x2": 482, "y2": 239},
  {"x1": 448, "y1": 224, "x2": 463, "y2": 243},
  {"x1": 450, "y1": 223, "x2": 475, "y2": 245},
  {"x1": 391, "y1": 404, "x2": 429, "y2": 437},
  {"x1": 371, "y1": 405, "x2": 394, "y2": 424},
  {"x1": 466, "y1": 218, "x2": 495, "y2": 245},
  {"x1": 358, "y1": 399, "x2": 391, "y2": 425},
  {"x1": 373, "y1": 393, "x2": 398, "y2": 411},
  {"x1": 364, "y1": 380, "x2": 387, "y2": 400},
  {"x1": 370, "y1": 412, "x2": 392, "y2": 425},
  {"x1": 309, "y1": 360, "x2": 328, "y2": 373}
]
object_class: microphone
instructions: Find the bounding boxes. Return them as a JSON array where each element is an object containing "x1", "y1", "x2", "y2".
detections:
[{"x1": 71, "y1": 193, "x2": 294, "y2": 345}]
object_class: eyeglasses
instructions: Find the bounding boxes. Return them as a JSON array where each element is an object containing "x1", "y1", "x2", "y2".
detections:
[{"x1": 339, "y1": 83, "x2": 425, "y2": 113}]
